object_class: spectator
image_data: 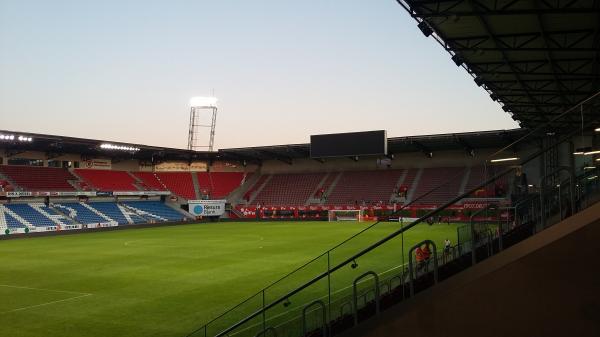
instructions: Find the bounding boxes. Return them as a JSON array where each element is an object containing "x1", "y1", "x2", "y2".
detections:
[
  {"x1": 422, "y1": 243, "x2": 432, "y2": 270},
  {"x1": 415, "y1": 246, "x2": 425, "y2": 272}
]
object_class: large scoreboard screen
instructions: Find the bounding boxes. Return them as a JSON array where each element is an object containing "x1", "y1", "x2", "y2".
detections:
[{"x1": 310, "y1": 130, "x2": 387, "y2": 158}]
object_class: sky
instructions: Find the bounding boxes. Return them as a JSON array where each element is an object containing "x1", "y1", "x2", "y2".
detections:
[{"x1": 0, "y1": 0, "x2": 518, "y2": 150}]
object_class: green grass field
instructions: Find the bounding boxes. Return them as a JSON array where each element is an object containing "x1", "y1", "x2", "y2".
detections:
[{"x1": 0, "y1": 221, "x2": 460, "y2": 337}]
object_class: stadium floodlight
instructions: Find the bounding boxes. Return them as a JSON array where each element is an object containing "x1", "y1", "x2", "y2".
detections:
[
  {"x1": 584, "y1": 149, "x2": 600, "y2": 155},
  {"x1": 190, "y1": 96, "x2": 218, "y2": 108},
  {"x1": 17, "y1": 135, "x2": 33, "y2": 142},
  {"x1": 595, "y1": 127, "x2": 600, "y2": 132},
  {"x1": 490, "y1": 157, "x2": 519, "y2": 163},
  {"x1": 584, "y1": 166, "x2": 596, "y2": 170},
  {"x1": 99, "y1": 143, "x2": 140, "y2": 152},
  {"x1": 0, "y1": 134, "x2": 15, "y2": 141},
  {"x1": 188, "y1": 96, "x2": 218, "y2": 152},
  {"x1": 589, "y1": 175, "x2": 598, "y2": 180}
]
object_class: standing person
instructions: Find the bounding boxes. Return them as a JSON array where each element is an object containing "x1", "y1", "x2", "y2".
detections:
[{"x1": 444, "y1": 238, "x2": 451, "y2": 257}]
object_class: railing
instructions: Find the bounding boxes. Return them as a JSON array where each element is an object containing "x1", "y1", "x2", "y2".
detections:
[{"x1": 186, "y1": 91, "x2": 600, "y2": 337}]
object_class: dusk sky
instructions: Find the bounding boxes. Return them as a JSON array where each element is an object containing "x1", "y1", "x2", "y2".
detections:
[{"x1": 0, "y1": 0, "x2": 518, "y2": 150}]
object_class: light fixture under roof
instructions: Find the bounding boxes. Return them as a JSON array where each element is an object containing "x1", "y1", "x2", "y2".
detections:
[
  {"x1": 0, "y1": 134, "x2": 15, "y2": 141},
  {"x1": 99, "y1": 143, "x2": 140, "y2": 152},
  {"x1": 490, "y1": 157, "x2": 519, "y2": 163}
]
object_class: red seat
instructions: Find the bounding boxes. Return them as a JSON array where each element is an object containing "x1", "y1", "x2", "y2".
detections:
[
  {"x1": 74, "y1": 169, "x2": 138, "y2": 191},
  {"x1": 154, "y1": 172, "x2": 196, "y2": 200},
  {"x1": 0, "y1": 165, "x2": 76, "y2": 191}
]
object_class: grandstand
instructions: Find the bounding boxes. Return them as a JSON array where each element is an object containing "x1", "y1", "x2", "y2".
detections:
[{"x1": 0, "y1": 128, "x2": 530, "y2": 232}]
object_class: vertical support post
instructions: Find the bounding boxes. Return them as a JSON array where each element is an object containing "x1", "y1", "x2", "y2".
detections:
[
  {"x1": 568, "y1": 140, "x2": 577, "y2": 213},
  {"x1": 327, "y1": 251, "x2": 331, "y2": 337},
  {"x1": 261, "y1": 290, "x2": 266, "y2": 335}
]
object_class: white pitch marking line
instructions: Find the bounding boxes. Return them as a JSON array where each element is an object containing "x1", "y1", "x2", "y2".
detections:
[
  {"x1": 0, "y1": 284, "x2": 91, "y2": 296},
  {"x1": 1, "y1": 293, "x2": 92, "y2": 314}
]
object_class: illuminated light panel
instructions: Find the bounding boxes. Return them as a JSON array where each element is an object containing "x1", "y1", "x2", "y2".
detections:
[
  {"x1": 490, "y1": 157, "x2": 519, "y2": 163},
  {"x1": 190, "y1": 96, "x2": 218, "y2": 107},
  {"x1": 99, "y1": 143, "x2": 140, "y2": 152}
]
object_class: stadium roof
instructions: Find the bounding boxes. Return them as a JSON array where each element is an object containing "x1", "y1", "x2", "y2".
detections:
[
  {"x1": 219, "y1": 128, "x2": 529, "y2": 163},
  {"x1": 0, "y1": 130, "x2": 212, "y2": 163},
  {"x1": 0, "y1": 128, "x2": 528, "y2": 164},
  {"x1": 396, "y1": 0, "x2": 600, "y2": 128}
]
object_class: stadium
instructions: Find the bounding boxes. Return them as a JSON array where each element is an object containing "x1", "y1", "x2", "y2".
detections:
[{"x1": 1, "y1": 1, "x2": 599, "y2": 337}]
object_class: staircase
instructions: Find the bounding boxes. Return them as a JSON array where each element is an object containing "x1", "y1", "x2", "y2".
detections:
[
  {"x1": 306, "y1": 173, "x2": 331, "y2": 205},
  {"x1": 128, "y1": 172, "x2": 148, "y2": 191},
  {"x1": 30, "y1": 203, "x2": 72, "y2": 227},
  {"x1": 405, "y1": 168, "x2": 423, "y2": 203},
  {"x1": 191, "y1": 172, "x2": 202, "y2": 200},
  {"x1": 0, "y1": 205, "x2": 33, "y2": 229},
  {"x1": 227, "y1": 173, "x2": 262, "y2": 206},
  {"x1": 80, "y1": 202, "x2": 115, "y2": 223},
  {"x1": 120, "y1": 203, "x2": 168, "y2": 222},
  {"x1": 0, "y1": 172, "x2": 19, "y2": 191},
  {"x1": 458, "y1": 166, "x2": 471, "y2": 196},
  {"x1": 322, "y1": 171, "x2": 343, "y2": 203},
  {"x1": 389, "y1": 169, "x2": 408, "y2": 203},
  {"x1": 247, "y1": 175, "x2": 272, "y2": 204}
]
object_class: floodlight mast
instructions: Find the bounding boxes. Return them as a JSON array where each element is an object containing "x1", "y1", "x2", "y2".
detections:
[{"x1": 187, "y1": 97, "x2": 218, "y2": 152}]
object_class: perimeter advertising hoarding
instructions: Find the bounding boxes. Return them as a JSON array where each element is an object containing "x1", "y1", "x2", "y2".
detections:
[{"x1": 188, "y1": 200, "x2": 226, "y2": 217}]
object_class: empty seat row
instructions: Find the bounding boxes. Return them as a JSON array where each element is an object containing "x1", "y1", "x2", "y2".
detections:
[
  {"x1": 123, "y1": 201, "x2": 185, "y2": 221},
  {"x1": 0, "y1": 165, "x2": 76, "y2": 191},
  {"x1": 74, "y1": 169, "x2": 140, "y2": 191}
]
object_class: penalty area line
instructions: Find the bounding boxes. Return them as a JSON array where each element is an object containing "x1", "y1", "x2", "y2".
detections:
[
  {"x1": 1, "y1": 293, "x2": 93, "y2": 314},
  {"x1": 0, "y1": 284, "x2": 91, "y2": 296}
]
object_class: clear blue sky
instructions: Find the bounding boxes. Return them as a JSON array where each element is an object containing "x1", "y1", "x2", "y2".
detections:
[{"x1": 0, "y1": 0, "x2": 518, "y2": 150}]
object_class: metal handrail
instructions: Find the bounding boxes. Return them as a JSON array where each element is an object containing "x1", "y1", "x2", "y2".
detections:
[
  {"x1": 352, "y1": 271, "x2": 380, "y2": 326},
  {"x1": 302, "y1": 300, "x2": 326, "y2": 337}
]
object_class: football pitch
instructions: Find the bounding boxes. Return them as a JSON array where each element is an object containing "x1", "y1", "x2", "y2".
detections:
[{"x1": 0, "y1": 221, "x2": 460, "y2": 337}]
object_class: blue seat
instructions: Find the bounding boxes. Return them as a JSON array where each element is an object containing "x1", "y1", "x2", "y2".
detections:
[
  {"x1": 123, "y1": 201, "x2": 184, "y2": 221},
  {"x1": 4, "y1": 204, "x2": 54, "y2": 227},
  {"x1": 54, "y1": 203, "x2": 106, "y2": 224}
]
